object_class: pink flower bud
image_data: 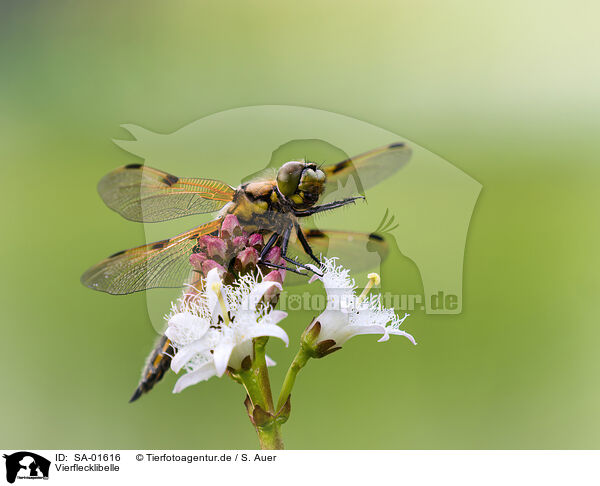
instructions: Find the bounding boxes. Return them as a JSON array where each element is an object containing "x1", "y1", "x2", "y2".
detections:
[
  {"x1": 265, "y1": 246, "x2": 282, "y2": 265},
  {"x1": 263, "y1": 270, "x2": 283, "y2": 285},
  {"x1": 199, "y1": 236, "x2": 227, "y2": 260},
  {"x1": 263, "y1": 271, "x2": 284, "y2": 305},
  {"x1": 234, "y1": 247, "x2": 259, "y2": 273},
  {"x1": 248, "y1": 233, "x2": 264, "y2": 249},
  {"x1": 231, "y1": 235, "x2": 249, "y2": 252},
  {"x1": 197, "y1": 235, "x2": 211, "y2": 249},
  {"x1": 220, "y1": 214, "x2": 242, "y2": 239},
  {"x1": 201, "y1": 260, "x2": 226, "y2": 276},
  {"x1": 189, "y1": 252, "x2": 207, "y2": 270}
]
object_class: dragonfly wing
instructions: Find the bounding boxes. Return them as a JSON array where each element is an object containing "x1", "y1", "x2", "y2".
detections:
[
  {"x1": 286, "y1": 228, "x2": 389, "y2": 281},
  {"x1": 322, "y1": 142, "x2": 411, "y2": 200},
  {"x1": 81, "y1": 219, "x2": 222, "y2": 294},
  {"x1": 98, "y1": 164, "x2": 235, "y2": 222}
]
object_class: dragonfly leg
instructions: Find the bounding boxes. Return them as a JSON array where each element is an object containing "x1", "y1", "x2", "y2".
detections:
[
  {"x1": 259, "y1": 232, "x2": 279, "y2": 261},
  {"x1": 258, "y1": 230, "x2": 310, "y2": 276},
  {"x1": 280, "y1": 225, "x2": 323, "y2": 276},
  {"x1": 262, "y1": 260, "x2": 308, "y2": 276},
  {"x1": 294, "y1": 195, "x2": 365, "y2": 217},
  {"x1": 294, "y1": 222, "x2": 322, "y2": 266},
  {"x1": 280, "y1": 255, "x2": 322, "y2": 276}
]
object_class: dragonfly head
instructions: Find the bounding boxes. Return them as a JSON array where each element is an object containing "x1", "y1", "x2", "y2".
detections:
[{"x1": 276, "y1": 161, "x2": 326, "y2": 209}]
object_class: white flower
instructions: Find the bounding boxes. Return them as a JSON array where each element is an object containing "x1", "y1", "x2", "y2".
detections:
[
  {"x1": 165, "y1": 268, "x2": 289, "y2": 393},
  {"x1": 306, "y1": 257, "x2": 415, "y2": 350}
]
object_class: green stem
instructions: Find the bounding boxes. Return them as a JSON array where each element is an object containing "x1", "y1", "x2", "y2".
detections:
[
  {"x1": 237, "y1": 338, "x2": 285, "y2": 449},
  {"x1": 238, "y1": 371, "x2": 265, "y2": 408},
  {"x1": 276, "y1": 347, "x2": 311, "y2": 411},
  {"x1": 253, "y1": 338, "x2": 275, "y2": 412},
  {"x1": 255, "y1": 423, "x2": 284, "y2": 450}
]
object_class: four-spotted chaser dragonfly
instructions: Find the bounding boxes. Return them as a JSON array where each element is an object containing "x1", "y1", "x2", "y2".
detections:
[{"x1": 81, "y1": 142, "x2": 411, "y2": 399}]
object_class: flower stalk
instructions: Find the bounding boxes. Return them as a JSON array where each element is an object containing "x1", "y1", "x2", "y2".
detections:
[
  {"x1": 253, "y1": 419, "x2": 284, "y2": 450},
  {"x1": 237, "y1": 338, "x2": 285, "y2": 449},
  {"x1": 252, "y1": 337, "x2": 275, "y2": 412},
  {"x1": 276, "y1": 346, "x2": 311, "y2": 412}
]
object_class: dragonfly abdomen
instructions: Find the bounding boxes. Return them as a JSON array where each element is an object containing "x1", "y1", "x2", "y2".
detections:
[{"x1": 129, "y1": 335, "x2": 174, "y2": 403}]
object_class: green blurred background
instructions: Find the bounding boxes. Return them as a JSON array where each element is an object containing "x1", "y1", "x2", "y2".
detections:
[{"x1": 1, "y1": 0, "x2": 599, "y2": 449}]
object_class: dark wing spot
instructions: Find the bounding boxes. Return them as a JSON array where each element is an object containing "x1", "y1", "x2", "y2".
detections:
[
  {"x1": 125, "y1": 163, "x2": 143, "y2": 169},
  {"x1": 388, "y1": 142, "x2": 405, "y2": 149},
  {"x1": 305, "y1": 229, "x2": 326, "y2": 238},
  {"x1": 151, "y1": 241, "x2": 167, "y2": 250},
  {"x1": 368, "y1": 233, "x2": 384, "y2": 241},
  {"x1": 162, "y1": 174, "x2": 179, "y2": 186},
  {"x1": 109, "y1": 249, "x2": 126, "y2": 258},
  {"x1": 331, "y1": 160, "x2": 351, "y2": 174}
]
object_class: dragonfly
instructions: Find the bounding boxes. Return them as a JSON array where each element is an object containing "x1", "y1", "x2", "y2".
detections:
[{"x1": 81, "y1": 142, "x2": 411, "y2": 400}]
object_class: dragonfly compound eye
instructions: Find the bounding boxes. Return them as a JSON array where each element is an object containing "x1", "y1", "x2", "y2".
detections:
[
  {"x1": 298, "y1": 167, "x2": 326, "y2": 191},
  {"x1": 276, "y1": 161, "x2": 306, "y2": 196}
]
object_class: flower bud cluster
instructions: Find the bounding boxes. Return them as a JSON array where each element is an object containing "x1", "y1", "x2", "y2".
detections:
[{"x1": 188, "y1": 214, "x2": 286, "y2": 305}]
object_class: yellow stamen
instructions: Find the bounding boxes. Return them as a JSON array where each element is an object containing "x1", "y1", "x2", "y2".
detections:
[
  {"x1": 212, "y1": 281, "x2": 230, "y2": 325},
  {"x1": 357, "y1": 273, "x2": 380, "y2": 305}
]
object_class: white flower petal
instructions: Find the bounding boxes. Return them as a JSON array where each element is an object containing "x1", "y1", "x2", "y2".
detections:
[
  {"x1": 173, "y1": 361, "x2": 217, "y2": 393},
  {"x1": 213, "y1": 342, "x2": 235, "y2": 376},
  {"x1": 316, "y1": 257, "x2": 356, "y2": 295},
  {"x1": 258, "y1": 310, "x2": 287, "y2": 327},
  {"x1": 386, "y1": 328, "x2": 417, "y2": 345},
  {"x1": 205, "y1": 267, "x2": 221, "y2": 287},
  {"x1": 164, "y1": 326, "x2": 179, "y2": 343},
  {"x1": 205, "y1": 268, "x2": 227, "y2": 322},
  {"x1": 265, "y1": 355, "x2": 277, "y2": 367},
  {"x1": 314, "y1": 309, "x2": 350, "y2": 341},
  {"x1": 227, "y1": 340, "x2": 253, "y2": 370},
  {"x1": 336, "y1": 324, "x2": 387, "y2": 345},
  {"x1": 377, "y1": 330, "x2": 391, "y2": 343},
  {"x1": 166, "y1": 312, "x2": 209, "y2": 345},
  {"x1": 246, "y1": 324, "x2": 289, "y2": 347},
  {"x1": 241, "y1": 281, "x2": 282, "y2": 312},
  {"x1": 306, "y1": 265, "x2": 321, "y2": 283},
  {"x1": 170, "y1": 338, "x2": 211, "y2": 373}
]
